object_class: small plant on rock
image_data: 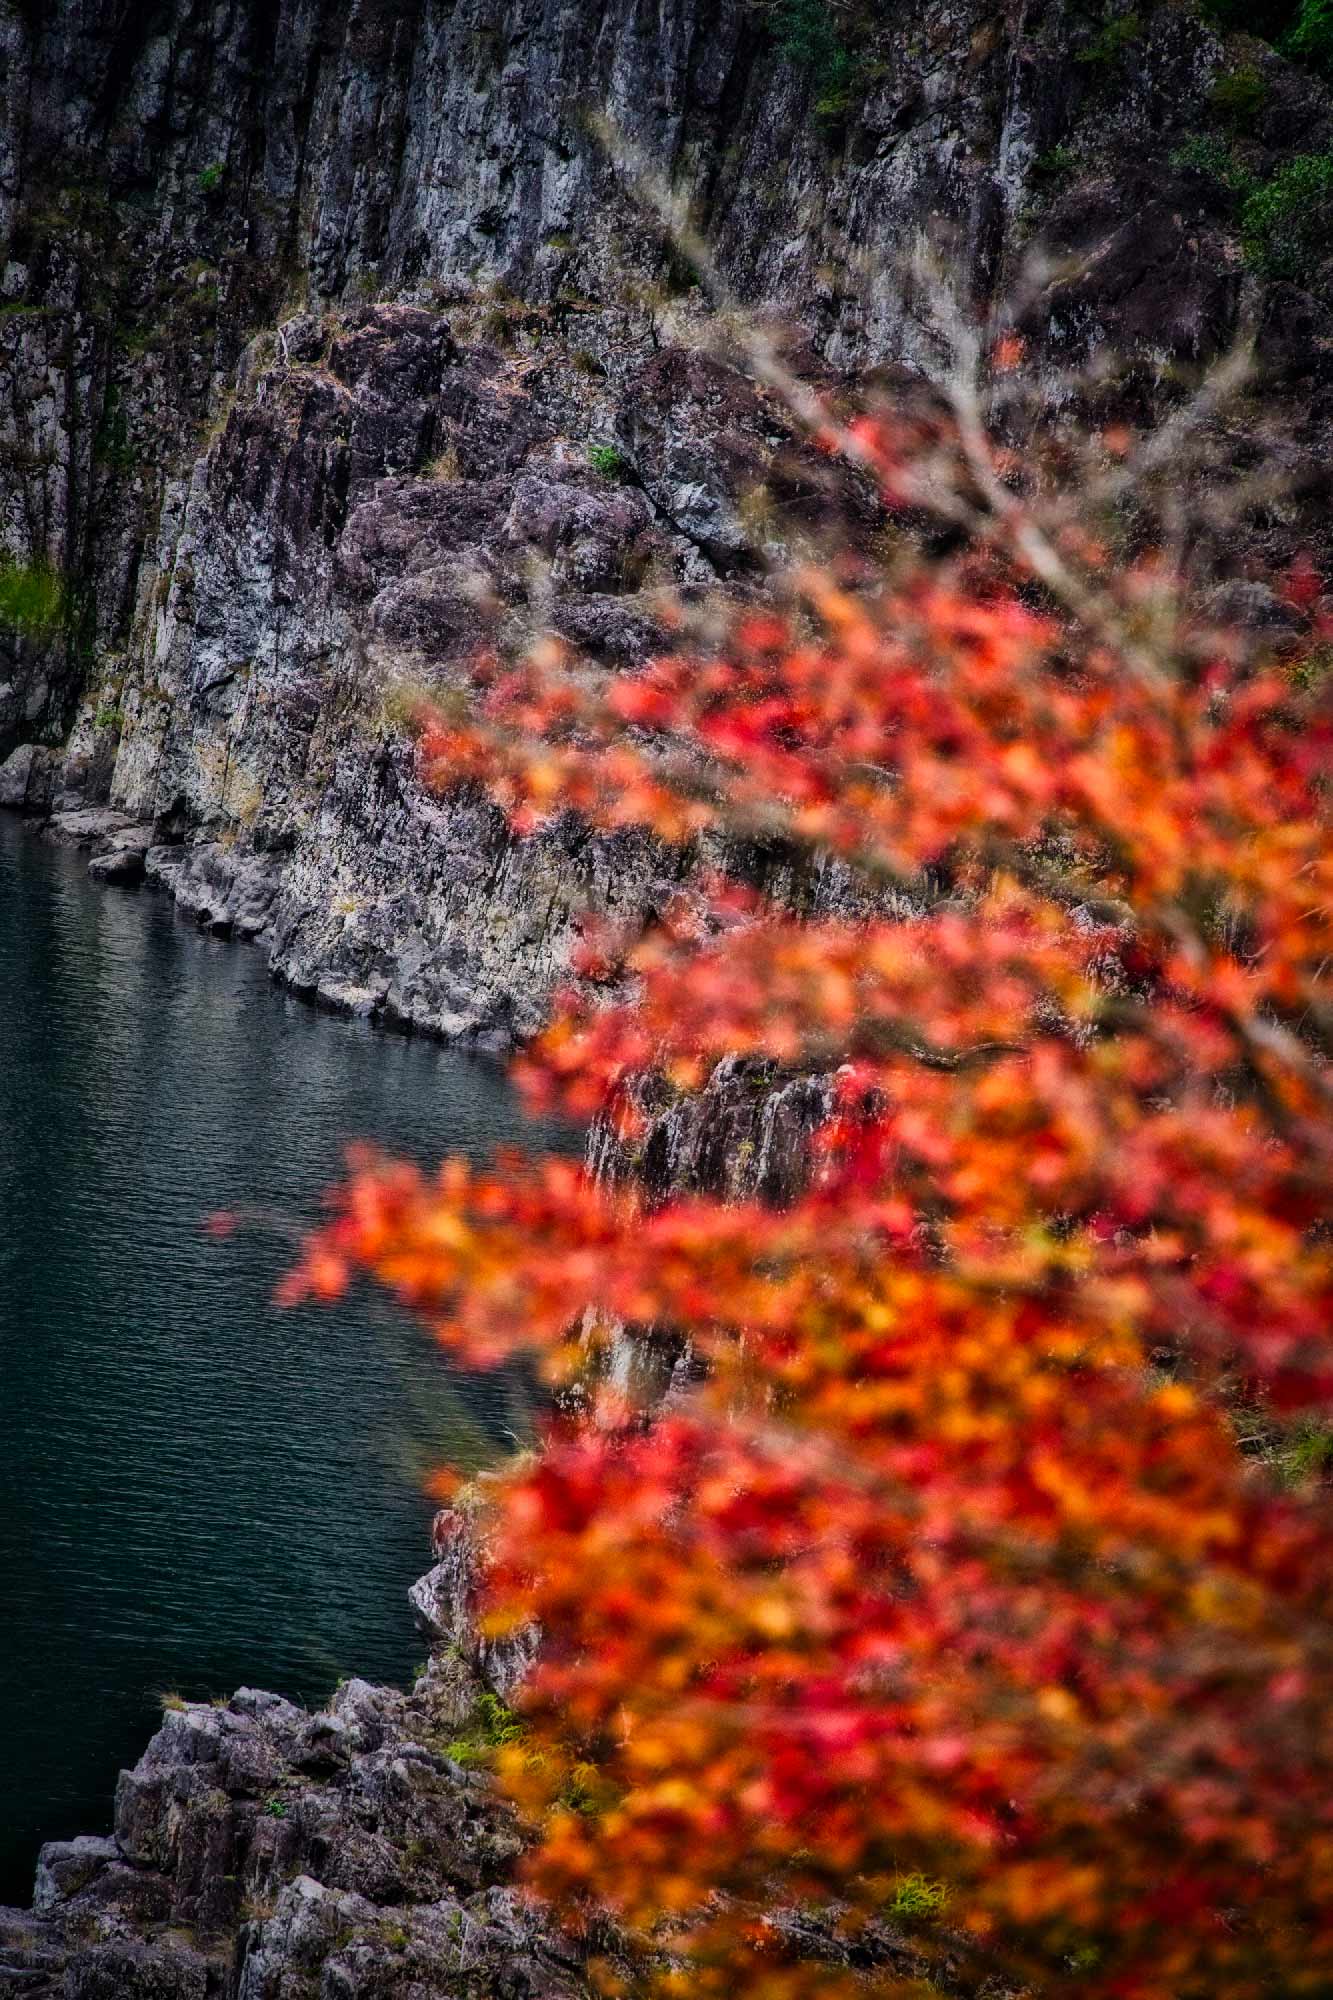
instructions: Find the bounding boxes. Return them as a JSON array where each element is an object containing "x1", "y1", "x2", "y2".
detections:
[
  {"x1": 1077, "y1": 8, "x2": 1142, "y2": 64},
  {"x1": 1284, "y1": 0, "x2": 1333, "y2": 72},
  {"x1": 586, "y1": 442, "x2": 626, "y2": 479},
  {"x1": 1170, "y1": 132, "x2": 1255, "y2": 191},
  {"x1": 0, "y1": 558, "x2": 68, "y2": 639},
  {"x1": 1032, "y1": 143, "x2": 1078, "y2": 182},
  {"x1": 1209, "y1": 60, "x2": 1268, "y2": 129},
  {"x1": 888, "y1": 1874, "x2": 950, "y2": 1922},
  {"x1": 443, "y1": 1689, "x2": 527, "y2": 1768}
]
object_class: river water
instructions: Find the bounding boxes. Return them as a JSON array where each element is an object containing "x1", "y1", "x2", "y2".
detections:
[{"x1": 0, "y1": 816, "x2": 562, "y2": 1902}]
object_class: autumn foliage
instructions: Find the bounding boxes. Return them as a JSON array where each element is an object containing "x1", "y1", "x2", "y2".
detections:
[{"x1": 287, "y1": 377, "x2": 1333, "y2": 1996}]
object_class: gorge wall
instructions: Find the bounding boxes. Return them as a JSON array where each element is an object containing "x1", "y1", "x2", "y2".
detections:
[{"x1": 2, "y1": 0, "x2": 1329, "y2": 1038}]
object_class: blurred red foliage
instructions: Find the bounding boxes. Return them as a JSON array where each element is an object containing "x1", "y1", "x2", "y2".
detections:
[{"x1": 287, "y1": 398, "x2": 1333, "y2": 1997}]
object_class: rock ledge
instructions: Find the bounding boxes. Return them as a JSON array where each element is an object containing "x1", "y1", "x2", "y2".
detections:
[{"x1": 0, "y1": 1555, "x2": 586, "y2": 2000}]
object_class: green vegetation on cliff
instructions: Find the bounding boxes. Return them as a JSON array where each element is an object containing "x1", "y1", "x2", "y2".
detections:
[{"x1": 0, "y1": 559, "x2": 68, "y2": 639}]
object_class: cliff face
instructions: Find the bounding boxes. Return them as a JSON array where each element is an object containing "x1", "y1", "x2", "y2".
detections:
[{"x1": 3, "y1": 0, "x2": 1328, "y2": 1035}]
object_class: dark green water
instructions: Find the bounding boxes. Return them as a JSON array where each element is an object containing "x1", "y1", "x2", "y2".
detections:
[{"x1": 0, "y1": 815, "x2": 558, "y2": 1903}]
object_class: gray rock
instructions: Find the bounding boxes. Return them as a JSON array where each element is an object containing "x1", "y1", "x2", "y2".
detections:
[
  {"x1": 0, "y1": 743, "x2": 61, "y2": 812},
  {"x1": 63, "y1": 1942, "x2": 213, "y2": 2000},
  {"x1": 9, "y1": 1610, "x2": 589, "y2": 1999},
  {"x1": 86, "y1": 845, "x2": 144, "y2": 883},
  {"x1": 87, "y1": 823, "x2": 154, "y2": 883},
  {"x1": 411, "y1": 1513, "x2": 538, "y2": 1702},
  {"x1": 0, "y1": 743, "x2": 38, "y2": 808},
  {"x1": 31, "y1": 1836, "x2": 118, "y2": 1916},
  {"x1": 44, "y1": 807, "x2": 140, "y2": 848}
]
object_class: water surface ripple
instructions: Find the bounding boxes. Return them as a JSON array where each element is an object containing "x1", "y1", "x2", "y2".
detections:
[{"x1": 0, "y1": 817, "x2": 558, "y2": 1900}]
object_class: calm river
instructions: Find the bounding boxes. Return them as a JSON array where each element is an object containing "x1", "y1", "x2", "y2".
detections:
[{"x1": 0, "y1": 815, "x2": 561, "y2": 1902}]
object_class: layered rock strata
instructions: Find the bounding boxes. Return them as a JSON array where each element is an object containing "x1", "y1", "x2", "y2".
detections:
[{"x1": 3, "y1": 0, "x2": 1330, "y2": 1036}]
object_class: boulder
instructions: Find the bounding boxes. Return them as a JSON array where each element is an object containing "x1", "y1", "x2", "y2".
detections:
[
  {"x1": 88, "y1": 831, "x2": 153, "y2": 884},
  {"x1": 0, "y1": 742, "x2": 59, "y2": 811},
  {"x1": 32, "y1": 1835, "x2": 118, "y2": 1915}
]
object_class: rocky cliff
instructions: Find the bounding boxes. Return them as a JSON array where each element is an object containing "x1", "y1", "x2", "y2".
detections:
[
  {"x1": 0, "y1": 1523, "x2": 589, "y2": 2000},
  {"x1": 2, "y1": 0, "x2": 1330, "y2": 1037}
]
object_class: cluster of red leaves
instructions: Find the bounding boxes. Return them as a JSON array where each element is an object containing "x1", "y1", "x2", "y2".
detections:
[{"x1": 287, "y1": 408, "x2": 1333, "y2": 1996}]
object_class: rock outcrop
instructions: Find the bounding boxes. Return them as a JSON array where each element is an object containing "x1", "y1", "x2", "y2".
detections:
[
  {"x1": 1, "y1": 1681, "x2": 584, "y2": 1999},
  {"x1": 0, "y1": 1543, "x2": 586, "y2": 2000},
  {"x1": 0, "y1": 287, "x2": 863, "y2": 1037},
  {"x1": 1, "y1": 1513, "x2": 959, "y2": 2000},
  {"x1": 59, "y1": 302, "x2": 842, "y2": 1040}
]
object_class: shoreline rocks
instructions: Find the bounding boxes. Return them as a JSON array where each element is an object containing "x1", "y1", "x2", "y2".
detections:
[{"x1": 0, "y1": 1555, "x2": 587, "y2": 2000}]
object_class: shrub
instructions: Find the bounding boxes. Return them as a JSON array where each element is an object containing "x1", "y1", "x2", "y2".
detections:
[
  {"x1": 1241, "y1": 149, "x2": 1333, "y2": 273},
  {"x1": 759, "y1": 0, "x2": 874, "y2": 118},
  {"x1": 442, "y1": 1690, "x2": 526, "y2": 1767},
  {"x1": 1209, "y1": 60, "x2": 1267, "y2": 127},
  {"x1": 1032, "y1": 143, "x2": 1078, "y2": 181},
  {"x1": 769, "y1": 0, "x2": 853, "y2": 87},
  {"x1": 1077, "y1": 9, "x2": 1142, "y2": 64},
  {"x1": 1279, "y1": 1421, "x2": 1333, "y2": 1485},
  {"x1": 197, "y1": 162, "x2": 224, "y2": 195},
  {"x1": 1170, "y1": 131, "x2": 1255, "y2": 190},
  {"x1": 473, "y1": 1690, "x2": 524, "y2": 1744},
  {"x1": 1203, "y1": 0, "x2": 1333, "y2": 73},
  {"x1": 1289, "y1": 639, "x2": 1333, "y2": 688},
  {"x1": 1284, "y1": 0, "x2": 1333, "y2": 72}
]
